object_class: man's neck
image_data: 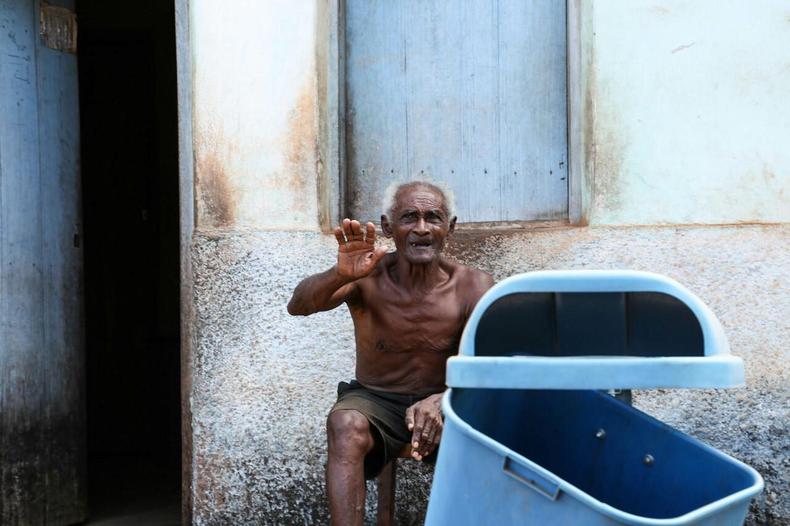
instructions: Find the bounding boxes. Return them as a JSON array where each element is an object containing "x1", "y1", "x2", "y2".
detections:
[{"x1": 391, "y1": 254, "x2": 449, "y2": 294}]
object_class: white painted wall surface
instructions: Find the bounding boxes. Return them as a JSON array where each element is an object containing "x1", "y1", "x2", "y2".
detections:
[
  {"x1": 191, "y1": 0, "x2": 319, "y2": 230},
  {"x1": 189, "y1": 0, "x2": 789, "y2": 230},
  {"x1": 586, "y1": 1, "x2": 790, "y2": 225}
]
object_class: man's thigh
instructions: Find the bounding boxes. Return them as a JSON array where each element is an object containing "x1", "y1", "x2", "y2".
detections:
[{"x1": 329, "y1": 381, "x2": 413, "y2": 479}]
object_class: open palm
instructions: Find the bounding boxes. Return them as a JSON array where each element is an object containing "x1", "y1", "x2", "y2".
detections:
[{"x1": 334, "y1": 219, "x2": 388, "y2": 280}]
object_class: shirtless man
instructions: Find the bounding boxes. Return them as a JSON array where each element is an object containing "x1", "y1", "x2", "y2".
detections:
[{"x1": 287, "y1": 181, "x2": 493, "y2": 525}]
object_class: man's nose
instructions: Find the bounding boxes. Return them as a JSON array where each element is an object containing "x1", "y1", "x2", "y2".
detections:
[{"x1": 414, "y1": 217, "x2": 429, "y2": 234}]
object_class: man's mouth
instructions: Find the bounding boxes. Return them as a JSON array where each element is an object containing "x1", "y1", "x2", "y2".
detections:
[{"x1": 409, "y1": 240, "x2": 432, "y2": 248}]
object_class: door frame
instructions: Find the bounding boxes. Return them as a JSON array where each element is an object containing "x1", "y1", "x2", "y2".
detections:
[
  {"x1": 318, "y1": 0, "x2": 585, "y2": 231},
  {"x1": 175, "y1": 0, "x2": 195, "y2": 523}
]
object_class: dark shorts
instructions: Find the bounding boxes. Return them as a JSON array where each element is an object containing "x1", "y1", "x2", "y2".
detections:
[{"x1": 330, "y1": 380, "x2": 439, "y2": 479}]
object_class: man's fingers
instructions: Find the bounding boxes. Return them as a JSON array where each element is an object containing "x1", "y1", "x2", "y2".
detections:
[
  {"x1": 422, "y1": 422, "x2": 435, "y2": 449},
  {"x1": 349, "y1": 219, "x2": 363, "y2": 240},
  {"x1": 420, "y1": 419, "x2": 434, "y2": 446},
  {"x1": 423, "y1": 429, "x2": 442, "y2": 458},
  {"x1": 419, "y1": 420, "x2": 439, "y2": 456},
  {"x1": 341, "y1": 218, "x2": 353, "y2": 240},
  {"x1": 422, "y1": 423, "x2": 440, "y2": 456},
  {"x1": 333, "y1": 226, "x2": 346, "y2": 245},
  {"x1": 411, "y1": 412, "x2": 426, "y2": 449},
  {"x1": 404, "y1": 406, "x2": 415, "y2": 431},
  {"x1": 365, "y1": 222, "x2": 376, "y2": 244}
]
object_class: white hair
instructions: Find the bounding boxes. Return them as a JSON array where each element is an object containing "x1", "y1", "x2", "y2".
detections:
[{"x1": 381, "y1": 180, "x2": 457, "y2": 219}]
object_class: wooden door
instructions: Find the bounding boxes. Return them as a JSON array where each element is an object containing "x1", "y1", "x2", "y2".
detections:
[
  {"x1": 0, "y1": 0, "x2": 85, "y2": 523},
  {"x1": 345, "y1": 0, "x2": 568, "y2": 223}
]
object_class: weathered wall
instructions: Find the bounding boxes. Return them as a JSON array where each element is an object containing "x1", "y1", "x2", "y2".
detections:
[
  {"x1": 191, "y1": 0, "x2": 319, "y2": 230},
  {"x1": 0, "y1": 0, "x2": 86, "y2": 522},
  {"x1": 188, "y1": 1, "x2": 790, "y2": 232},
  {"x1": 585, "y1": 2, "x2": 790, "y2": 224},
  {"x1": 189, "y1": 226, "x2": 789, "y2": 524},
  {"x1": 191, "y1": 232, "x2": 432, "y2": 525},
  {"x1": 185, "y1": 1, "x2": 789, "y2": 524}
]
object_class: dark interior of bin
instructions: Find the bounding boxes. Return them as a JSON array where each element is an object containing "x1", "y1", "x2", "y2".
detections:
[
  {"x1": 475, "y1": 292, "x2": 704, "y2": 357},
  {"x1": 453, "y1": 388, "x2": 756, "y2": 519}
]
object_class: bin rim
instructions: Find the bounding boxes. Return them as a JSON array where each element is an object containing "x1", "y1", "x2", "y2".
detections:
[
  {"x1": 446, "y1": 354, "x2": 745, "y2": 390},
  {"x1": 460, "y1": 270, "x2": 729, "y2": 358},
  {"x1": 440, "y1": 388, "x2": 765, "y2": 525},
  {"x1": 453, "y1": 270, "x2": 743, "y2": 389}
]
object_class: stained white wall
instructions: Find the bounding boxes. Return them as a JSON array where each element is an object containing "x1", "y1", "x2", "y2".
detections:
[
  {"x1": 183, "y1": 2, "x2": 789, "y2": 523},
  {"x1": 586, "y1": 1, "x2": 790, "y2": 225},
  {"x1": 189, "y1": 1, "x2": 789, "y2": 231},
  {"x1": 191, "y1": 0, "x2": 319, "y2": 230}
]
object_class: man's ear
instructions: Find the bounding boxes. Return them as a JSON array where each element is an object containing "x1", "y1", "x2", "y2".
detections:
[
  {"x1": 381, "y1": 215, "x2": 393, "y2": 237},
  {"x1": 448, "y1": 216, "x2": 457, "y2": 234}
]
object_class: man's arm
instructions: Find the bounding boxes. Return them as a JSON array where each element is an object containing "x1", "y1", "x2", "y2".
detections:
[
  {"x1": 286, "y1": 266, "x2": 358, "y2": 316},
  {"x1": 287, "y1": 219, "x2": 388, "y2": 316}
]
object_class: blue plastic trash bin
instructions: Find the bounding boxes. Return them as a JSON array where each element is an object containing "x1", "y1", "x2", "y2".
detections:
[{"x1": 426, "y1": 271, "x2": 763, "y2": 526}]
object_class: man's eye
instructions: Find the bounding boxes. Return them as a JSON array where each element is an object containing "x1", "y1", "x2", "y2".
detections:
[{"x1": 425, "y1": 212, "x2": 444, "y2": 223}]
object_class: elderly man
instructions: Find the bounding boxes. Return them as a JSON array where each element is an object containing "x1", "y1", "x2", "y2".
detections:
[{"x1": 287, "y1": 181, "x2": 493, "y2": 525}]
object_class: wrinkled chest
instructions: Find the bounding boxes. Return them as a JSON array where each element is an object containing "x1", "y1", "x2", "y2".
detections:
[{"x1": 367, "y1": 298, "x2": 466, "y2": 353}]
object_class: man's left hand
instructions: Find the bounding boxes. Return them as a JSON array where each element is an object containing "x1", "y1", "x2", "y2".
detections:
[{"x1": 404, "y1": 393, "x2": 443, "y2": 461}]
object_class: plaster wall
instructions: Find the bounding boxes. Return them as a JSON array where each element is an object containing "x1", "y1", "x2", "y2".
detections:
[
  {"x1": 190, "y1": 226, "x2": 789, "y2": 524},
  {"x1": 184, "y1": 1, "x2": 789, "y2": 524},
  {"x1": 191, "y1": 0, "x2": 319, "y2": 230},
  {"x1": 187, "y1": 1, "x2": 790, "y2": 232},
  {"x1": 585, "y1": 1, "x2": 790, "y2": 225}
]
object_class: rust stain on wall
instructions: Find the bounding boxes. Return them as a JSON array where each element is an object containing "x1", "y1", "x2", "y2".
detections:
[
  {"x1": 195, "y1": 118, "x2": 238, "y2": 228},
  {"x1": 281, "y1": 74, "x2": 318, "y2": 216}
]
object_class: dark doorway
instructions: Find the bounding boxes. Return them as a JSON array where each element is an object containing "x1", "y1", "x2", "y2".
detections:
[{"x1": 77, "y1": 0, "x2": 180, "y2": 523}]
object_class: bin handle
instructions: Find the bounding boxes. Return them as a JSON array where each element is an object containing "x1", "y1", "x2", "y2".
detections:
[{"x1": 503, "y1": 456, "x2": 561, "y2": 501}]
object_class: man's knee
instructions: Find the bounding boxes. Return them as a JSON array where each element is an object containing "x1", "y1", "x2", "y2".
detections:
[{"x1": 327, "y1": 410, "x2": 375, "y2": 460}]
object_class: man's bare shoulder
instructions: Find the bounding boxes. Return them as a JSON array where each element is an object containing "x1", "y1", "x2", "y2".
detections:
[{"x1": 442, "y1": 258, "x2": 495, "y2": 294}]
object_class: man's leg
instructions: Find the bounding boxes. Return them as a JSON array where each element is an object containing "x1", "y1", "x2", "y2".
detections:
[{"x1": 326, "y1": 409, "x2": 376, "y2": 526}]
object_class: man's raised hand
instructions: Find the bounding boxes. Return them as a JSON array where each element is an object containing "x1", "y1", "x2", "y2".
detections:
[
  {"x1": 404, "y1": 394, "x2": 443, "y2": 461},
  {"x1": 333, "y1": 219, "x2": 388, "y2": 280}
]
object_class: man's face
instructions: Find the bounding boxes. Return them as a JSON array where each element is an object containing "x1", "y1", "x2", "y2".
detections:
[{"x1": 382, "y1": 186, "x2": 456, "y2": 265}]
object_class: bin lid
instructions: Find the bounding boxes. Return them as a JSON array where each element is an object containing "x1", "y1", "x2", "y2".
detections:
[{"x1": 446, "y1": 270, "x2": 744, "y2": 390}]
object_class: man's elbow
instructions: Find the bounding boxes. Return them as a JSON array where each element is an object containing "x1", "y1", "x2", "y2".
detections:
[{"x1": 287, "y1": 298, "x2": 307, "y2": 316}]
